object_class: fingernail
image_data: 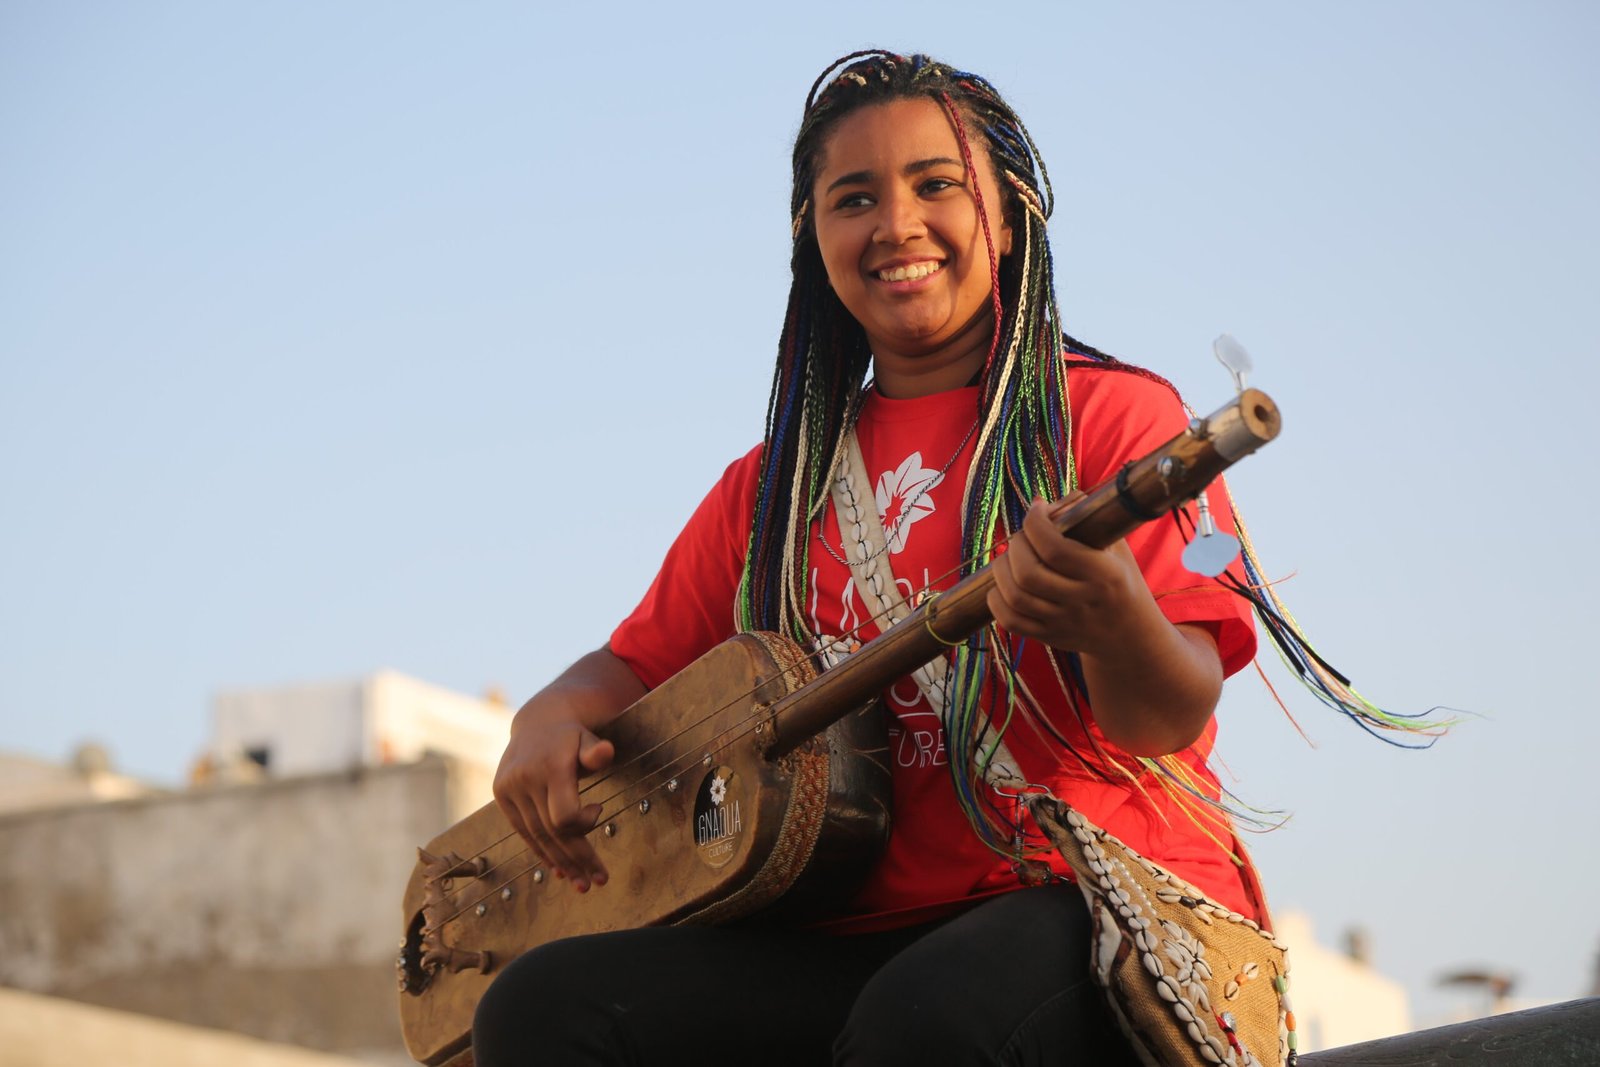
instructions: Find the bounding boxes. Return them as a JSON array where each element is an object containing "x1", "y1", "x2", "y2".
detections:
[
  {"x1": 574, "y1": 878, "x2": 590, "y2": 892},
  {"x1": 593, "y1": 872, "x2": 608, "y2": 887}
]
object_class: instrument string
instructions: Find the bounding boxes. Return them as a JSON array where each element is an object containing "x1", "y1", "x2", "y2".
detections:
[
  {"x1": 419, "y1": 647, "x2": 845, "y2": 937},
  {"x1": 420, "y1": 679, "x2": 841, "y2": 936},
  {"x1": 418, "y1": 535, "x2": 1016, "y2": 938},
  {"x1": 420, "y1": 611, "x2": 927, "y2": 935},
  {"x1": 574, "y1": 504, "x2": 1014, "y2": 800}
]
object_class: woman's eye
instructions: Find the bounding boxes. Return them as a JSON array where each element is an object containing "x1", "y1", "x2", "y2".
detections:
[
  {"x1": 835, "y1": 192, "x2": 873, "y2": 209},
  {"x1": 921, "y1": 177, "x2": 960, "y2": 195}
]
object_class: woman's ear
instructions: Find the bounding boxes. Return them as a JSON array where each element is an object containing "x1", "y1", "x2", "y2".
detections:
[{"x1": 996, "y1": 199, "x2": 1016, "y2": 258}]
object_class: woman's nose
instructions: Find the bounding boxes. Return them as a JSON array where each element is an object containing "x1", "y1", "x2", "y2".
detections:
[{"x1": 874, "y1": 189, "x2": 926, "y2": 245}]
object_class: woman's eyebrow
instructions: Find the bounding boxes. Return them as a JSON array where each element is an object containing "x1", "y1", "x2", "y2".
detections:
[
  {"x1": 824, "y1": 157, "x2": 964, "y2": 194},
  {"x1": 904, "y1": 156, "x2": 962, "y2": 174},
  {"x1": 825, "y1": 169, "x2": 875, "y2": 194}
]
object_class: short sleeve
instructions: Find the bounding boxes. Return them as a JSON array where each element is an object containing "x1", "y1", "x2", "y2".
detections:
[
  {"x1": 1067, "y1": 366, "x2": 1258, "y2": 677},
  {"x1": 608, "y1": 446, "x2": 764, "y2": 689}
]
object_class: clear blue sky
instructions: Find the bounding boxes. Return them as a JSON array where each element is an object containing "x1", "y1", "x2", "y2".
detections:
[{"x1": 3, "y1": 0, "x2": 1596, "y2": 1026}]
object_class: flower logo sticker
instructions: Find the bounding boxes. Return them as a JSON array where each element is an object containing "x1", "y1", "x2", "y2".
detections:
[{"x1": 694, "y1": 765, "x2": 742, "y2": 869}]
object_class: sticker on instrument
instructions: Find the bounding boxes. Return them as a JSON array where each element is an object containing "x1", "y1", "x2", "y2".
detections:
[{"x1": 693, "y1": 765, "x2": 743, "y2": 868}]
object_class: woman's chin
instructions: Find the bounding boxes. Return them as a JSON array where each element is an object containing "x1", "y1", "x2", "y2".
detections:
[{"x1": 871, "y1": 316, "x2": 992, "y2": 365}]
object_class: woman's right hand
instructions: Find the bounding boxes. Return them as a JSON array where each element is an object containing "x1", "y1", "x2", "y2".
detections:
[{"x1": 491, "y1": 646, "x2": 647, "y2": 892}]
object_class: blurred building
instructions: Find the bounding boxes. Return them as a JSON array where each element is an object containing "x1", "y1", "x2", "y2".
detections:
[
  {"x1": 196, "y1": 669, "x2": 512, "y2": 804},
  {"x1": 0, "y1": 671, "x2": 509, "y2": 1065},
  {"x1": 1428, "y1": 966, "x2": 1565, "y2": 1027},
  {"x1": 1272, "y1": 912, "x2": 1412, "y2": 1051},
  {"x1": 0, "y1": 744, "x2": 159, "y2": 815}
]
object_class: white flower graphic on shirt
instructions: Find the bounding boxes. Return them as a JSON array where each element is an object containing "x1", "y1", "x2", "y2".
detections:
[{"x1": 876, "y1": 452, "x2": 943, "y2": 554}]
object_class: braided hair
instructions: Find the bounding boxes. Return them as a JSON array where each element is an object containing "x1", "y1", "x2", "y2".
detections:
[
  {"x1": 736, "y1": 50, "x2": 1075, "y2": 634},
  {"x1": 734, "y1": 52, "x2": 1451, "y2": 856},
  {"x1": 731, "y1": 51, "x2": 1086, "y2": 846}
]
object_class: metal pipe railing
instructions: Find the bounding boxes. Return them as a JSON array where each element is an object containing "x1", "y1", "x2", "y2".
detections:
[{"x1": 1301, "y1": 996, "x2": 1600, "y2": 1065}]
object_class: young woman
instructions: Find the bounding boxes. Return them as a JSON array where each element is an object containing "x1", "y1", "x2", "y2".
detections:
[{"x1": 474, "y1": 51, "x2": 1263, "y2": 1066}]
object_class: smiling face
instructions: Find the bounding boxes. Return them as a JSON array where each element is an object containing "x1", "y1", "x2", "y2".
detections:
[{"x1": 811, "y1": 96, "x2": 1013, "y2": 397}]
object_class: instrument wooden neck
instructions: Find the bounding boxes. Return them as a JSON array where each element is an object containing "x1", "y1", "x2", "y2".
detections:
[{"x1": 759, "y1": 388, "x2": 1280, "y2": 759}]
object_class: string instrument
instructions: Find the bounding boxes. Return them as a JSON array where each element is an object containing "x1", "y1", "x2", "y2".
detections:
[{"x1": 396, "y1": 388, "x2": 1282, "y2": 1066}]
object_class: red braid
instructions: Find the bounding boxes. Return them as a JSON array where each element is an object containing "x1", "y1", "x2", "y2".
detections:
[{"x1": 940, "y1": 90, "x2": 1004, "y2": 375}]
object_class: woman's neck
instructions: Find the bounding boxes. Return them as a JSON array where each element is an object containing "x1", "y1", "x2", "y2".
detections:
[{"x1": 868, "y1": 313, "x2": 993, "y2": 398}]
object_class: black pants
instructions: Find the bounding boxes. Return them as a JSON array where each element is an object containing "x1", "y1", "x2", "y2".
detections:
[{"x1": 472, "y1": 884, "x2": 1140, "y2": 1066}]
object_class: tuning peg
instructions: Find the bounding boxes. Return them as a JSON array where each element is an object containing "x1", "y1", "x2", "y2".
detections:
[
  {"x1": 1212, "y1": 334, "x2": 1253, "y2": 395},
  {"x1": 1181, "y1": 491, "x2": 1242, "y2": 578}
]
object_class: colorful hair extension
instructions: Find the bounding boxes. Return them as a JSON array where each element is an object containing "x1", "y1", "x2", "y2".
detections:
[
  {"x1": 734, "y1": 51, "x2": 1081, "y2": 847},
  {"x1": 1174, "y1": 496, "x2": 1461, "y2": 747}
]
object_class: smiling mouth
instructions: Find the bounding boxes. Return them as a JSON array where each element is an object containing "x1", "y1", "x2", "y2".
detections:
[{"x1": 875, "y1": 261, "x2": 944, "y2": 282}]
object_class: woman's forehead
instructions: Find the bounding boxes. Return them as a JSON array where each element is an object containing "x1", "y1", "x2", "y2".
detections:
[{"x1": 813, "y1": 97, "x2": 964, "y2": 179}]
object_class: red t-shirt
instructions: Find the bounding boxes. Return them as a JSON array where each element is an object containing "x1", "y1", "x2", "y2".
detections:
[{"x1": 611, "y1": 365, "x2": 1263, "y2": 925}]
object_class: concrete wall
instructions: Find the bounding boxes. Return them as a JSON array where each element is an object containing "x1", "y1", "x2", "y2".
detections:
[{"x1": 0, "y1": 756, "x2": 472, "y2": 1061}]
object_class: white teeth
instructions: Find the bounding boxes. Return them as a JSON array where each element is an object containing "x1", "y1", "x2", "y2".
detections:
[{"x1": 878, "y1": 261, "x2": 942, "y2": 282}]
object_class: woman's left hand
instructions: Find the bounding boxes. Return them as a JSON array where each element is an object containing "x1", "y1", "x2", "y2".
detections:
[
  {"x1": 986, "y1": 497, "x2": 1223, "y2": 755},
  {"x1": 986, "y1": 497, "x2": 1152, "y2": 656}
]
